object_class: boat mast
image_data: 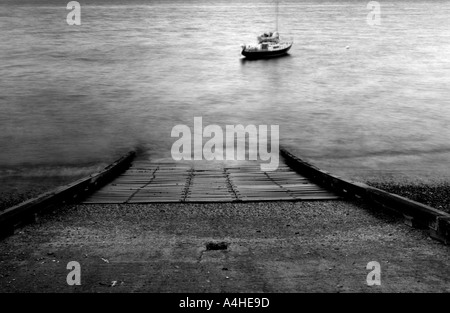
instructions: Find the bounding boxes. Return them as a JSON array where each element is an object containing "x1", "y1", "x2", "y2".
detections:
[{"x1": 275, "y1": 0, "x2": 279, "y2": 32}]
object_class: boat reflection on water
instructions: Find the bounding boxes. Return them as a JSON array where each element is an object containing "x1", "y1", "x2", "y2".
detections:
[{"x1": 239, "y1": 51, "x2": 292, "y2": 64}]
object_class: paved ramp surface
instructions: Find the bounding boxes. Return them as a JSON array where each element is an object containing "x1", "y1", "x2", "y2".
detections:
[
  {"x1": 84, "y1": 159, "x2": 340, "y2": 203},
  {"x1": 1, "y1": 201, "x2": 450, "y2": 292}
]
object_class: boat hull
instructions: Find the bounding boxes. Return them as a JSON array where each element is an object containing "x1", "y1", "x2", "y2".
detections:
[{"x1": 241, "y1": 44, "x2": 292, "y2": 59}]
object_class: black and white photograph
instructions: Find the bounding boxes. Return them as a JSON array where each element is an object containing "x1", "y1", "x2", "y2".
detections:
[{"x1": 0, "y1": 0, "x2": 449, "y2": 300}]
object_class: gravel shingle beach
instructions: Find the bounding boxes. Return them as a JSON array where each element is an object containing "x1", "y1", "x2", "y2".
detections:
[
  {"x1": 0, "y1": 176, "x2": 74, "y2": 211},
  {"x1": 367, "y1": 181, "x2": 450, "y2": 214}
]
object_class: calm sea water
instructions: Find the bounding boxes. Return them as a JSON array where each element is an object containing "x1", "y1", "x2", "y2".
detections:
[{"x1": 1, "y1": 0, "x2": 450, "y2": 181}]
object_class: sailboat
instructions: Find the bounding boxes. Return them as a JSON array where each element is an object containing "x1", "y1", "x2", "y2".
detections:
[{"x1": 241, "y1": 0, "x2": 293, "y2": 59}]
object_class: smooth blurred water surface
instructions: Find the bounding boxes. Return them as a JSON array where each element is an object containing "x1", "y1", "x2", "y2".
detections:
[{"x1": 1, "y1": 0, "x2": 450, "y2": 181}]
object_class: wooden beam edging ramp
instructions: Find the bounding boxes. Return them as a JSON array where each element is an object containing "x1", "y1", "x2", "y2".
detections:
[
  {"x1": 0, "y1": 151, "x2": 136, "y2": 239},
  {"x1": 280, "y1": 147, "x2": 450, "y2": 245}
]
